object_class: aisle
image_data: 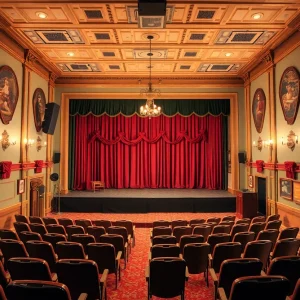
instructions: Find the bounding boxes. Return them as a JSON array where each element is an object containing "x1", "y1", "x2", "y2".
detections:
[{"x1": 105, "y1": 228, "x2": 214, "y2": 300}]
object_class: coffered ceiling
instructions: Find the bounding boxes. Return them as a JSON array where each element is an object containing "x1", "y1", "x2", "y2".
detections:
[{"x1": 0, "y1": 0, "x2": 300, "y2": 84}]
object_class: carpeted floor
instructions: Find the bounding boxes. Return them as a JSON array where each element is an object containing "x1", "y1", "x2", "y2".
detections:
[{"x1": 104, "y1": 228, "x2": 214, "y2": 300}]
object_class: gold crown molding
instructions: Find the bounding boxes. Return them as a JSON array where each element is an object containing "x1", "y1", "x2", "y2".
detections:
[
  {"x1": 106, "y1": 4, "x2": 114, "y2": 23},
  {"x1": 24, "y1": 49, "x2": 38, "y2": 64},
  {"x1": 262, "y1": 50, "x2": 274, "y2": 64},
  {"x1": 0, "y1": 30, "x2": 25, "y2": 62},
  {"x1": 186, "y1": 4, "x2": 194, "y2": 23}
]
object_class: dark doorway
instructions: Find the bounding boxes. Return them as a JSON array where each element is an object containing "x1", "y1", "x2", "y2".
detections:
[{"x1": 257, "y1": 177, "x2": 266, "y2": 215}]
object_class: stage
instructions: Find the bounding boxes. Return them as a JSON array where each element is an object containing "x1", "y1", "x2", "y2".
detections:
[{"x1": 58, "y1": 189, "x2": 236, "y2": 213}]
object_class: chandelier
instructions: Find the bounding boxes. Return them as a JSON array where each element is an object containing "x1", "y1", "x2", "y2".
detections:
[{"x1": 140, "y1": 35, "x2": 162, "y2": 118}]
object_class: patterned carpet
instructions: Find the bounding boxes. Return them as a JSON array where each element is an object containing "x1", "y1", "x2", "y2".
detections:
[{"x1": 46, "y1": 212, "x2": 225, "y2": 299}]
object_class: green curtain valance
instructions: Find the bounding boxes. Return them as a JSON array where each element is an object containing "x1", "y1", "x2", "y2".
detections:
[{"x1": 69, "y1": 99, "x2": 230, "y2": 117}]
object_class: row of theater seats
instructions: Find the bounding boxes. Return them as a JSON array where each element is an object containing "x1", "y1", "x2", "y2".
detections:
[{"x1": 145, "y1": 214, "x2": 300, "y2": 299}]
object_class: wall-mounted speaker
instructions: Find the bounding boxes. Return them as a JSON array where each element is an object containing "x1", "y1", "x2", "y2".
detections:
[
  {"x1": 42, "y1": 103, "x2": 60, "y2": 135},
  {"x1": 53, "y1": 152, "x2": 61, "y2": 164},
  {"x1": 238, "y1": 152, "x2": 246, "y2": 164},
  {"x1": 138, "y1": 0, "x2": 166, "y2": 16}
]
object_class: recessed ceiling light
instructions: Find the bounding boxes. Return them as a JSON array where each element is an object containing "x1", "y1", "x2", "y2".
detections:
[
  {"x1": 36, "y1": 12, "x2": 48, "y2": 19},
  {"x1": 225, "y1": 52, "x2": 232, "y2": 57},
  {"x1": 67, "y1": 52, "x2": 75, "y2": 57},
  {"x1": 252, "y1": 13, "x2": 263, "y2": 20}
]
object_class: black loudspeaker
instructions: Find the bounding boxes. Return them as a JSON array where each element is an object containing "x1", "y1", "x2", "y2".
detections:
[
  {"x1": 42, "y1": 103, "x2": 60, "y2": 135},
  {"x1": 138, "y1": 0, "x2": 166, "y2": 16},
  {"x1": 238, "y1": 152, "x2": 246, "y2": 164},
  {"x1": 53, "y1": 152, "x2": 61, "y2": 164},
  {"x1": 38, "y1": 185, "x2": 45, "y2": 195}
]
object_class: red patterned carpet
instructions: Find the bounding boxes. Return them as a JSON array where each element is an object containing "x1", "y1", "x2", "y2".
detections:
[{"x1": 46, "y1": 212, "x2": 224, "y2": 299}]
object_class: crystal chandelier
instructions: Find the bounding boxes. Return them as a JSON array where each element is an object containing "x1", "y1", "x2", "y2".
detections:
[{"x1": 140, "y1": 35, "x2": 162, "y2": 118}]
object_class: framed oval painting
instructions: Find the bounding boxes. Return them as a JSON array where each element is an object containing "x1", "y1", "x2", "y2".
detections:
[
  {"x1": 279, "y1": 66, "x2": 300, "y2": 125},
  {"x1": 0, "y1": 65, "x2": 19, "y2": 125},
  {"x1": 33, "y1": 88, "x2": 46, "y2": 132},
  {"x1": 252, "y1": 88, "x2": 266, "y2": 133}
]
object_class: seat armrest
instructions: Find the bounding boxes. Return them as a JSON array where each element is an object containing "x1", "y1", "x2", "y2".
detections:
[
  {"x1": 209, "y1": 268, "x2": 218, "y2": 284},
  {"x1": 261, "y1": 270, "x2": 267, "y2": 276},
  {"x1": 78, "y1": 293, "x2": 88, "y2": 300},
  {"x1": 5, "y1": 273, "x2": 11, "y2": 282},
  {"x1": 51, "y1": 273, "x2": 58, "y2": 281},
  {"x1": 218, "y1": 287, "x2": 228, "y2": 300},
  {"x1": 145, "y1": 266, "x2": 150, "y2": 281},
  {"x1": 128, "y1": 234, "x2": 132, "y2": 242},
  {"x1": 148, "y1": 252, "x2": 151, "y2": 261},
  {"x1": 116, "y1": 251, "x2": 122, "y2": 261},
  {"x1": 100, "y1": 269, "x2": 109, "y2": 284},
  {"x1": 179, "y1": 254, "x2": 183, "y2": 259},
  {"x1": 208, "y1": 253, "x2": 213, "y2": 267},
  {"x1": 124, "y1": 242, "x2": 128, "y2": 249},
  {"x1": 185, "y1": 266, "x2": 189, "y2": 281}
]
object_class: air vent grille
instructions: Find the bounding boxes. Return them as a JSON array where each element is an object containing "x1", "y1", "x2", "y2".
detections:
[
  {"x1": 211, "y1": 65, "x2": 231, "y2": 70},
  {"x1": 180, "y1": 65, "x2": 191, "y2": 70},
  {"x1": 103, "y1": 52, "x2": 115, "y2": 57},
  {"x1": 109, "y1": 65, "x2": 120, "y2": 70},
  {"x1": 184, "y1": 52, "x2": 197, "y2": 57},
  {"x1": 84, "y1": 10, "x2": 103, "y2": 19},
  {"x1": 95, "y1": 33, "x2": 110, "y2": 40},
  {"x1": 43, "y1": 32, "x2": 68, "y2": 42},
  {"x1": 190, "y1": 34, "x2": 205, "y2": 41},
  {"x1": 197, "y1": 10, "x2": 215, "y2": 19},
  {"x1": 232, "y1": 33, "x2": 256, "y2": 42},
  {"x1": 70, "y1": 64, "x2": 89, "y2": 70}
]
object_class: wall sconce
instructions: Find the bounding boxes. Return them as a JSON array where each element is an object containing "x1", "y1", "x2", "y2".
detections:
[
  {"x1": 36, "y1": 136, "x2": 47, "y2": 152},
  {"x1": 263, "y1": 139, "x2": 273, "y2": 150},
  {"x1": 253, "y1": 136, "x2": 263, "y2": 151},
  {"x1": 24, "y1": 138, "x2": 34, "y2": 149},
  {"x1": 0, "y1": 130, "x2": 16, "y2": 151},
  {"x1": 281, "y1": 130, "x2": 298, "y2": 151}
]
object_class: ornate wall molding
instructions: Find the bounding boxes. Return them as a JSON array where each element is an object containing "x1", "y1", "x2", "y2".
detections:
[
  {"x1": 248, "y1": 161, "x2": 300, "y2": 172},
  {"x1": 7, "y1": 161, "x2": 53, "y2": 172}
]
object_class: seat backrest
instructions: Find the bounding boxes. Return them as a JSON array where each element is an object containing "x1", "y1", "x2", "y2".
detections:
[
  {"x1": 149, "y1": 257, "x2": 187, "y2": 299},
  {"x1": 43, "y1": 233, "x2": 67, "y2": 251},
  {"x1": 7, "y1": 257, "x2": 52, "y2": 281},
  {"x1": 6, "y1": 280, "x2": 72, "y2": 300},
  {"x1": 15, "y1": 215, "x2": 29, "y2": 224},
  {"x1": 56, "y1": 241, "x2": 85, "y2": 259},
  {"x1": 57, "y1": 218, "x2": 74, "y2": 228},
  {"x1": 87, "y1": 243, "x2": 116, "y2": 273},
  {"x1": 179, "y1": 234, "x2": 204, "y2": 254},
  {"x1": 291, "y1": 279, "x2": 300, "y2": 300},
  {"x1": 46, "y1": 224, "x2": 66, "y2": 235},
  {"x1": 266, "y1": 214, "x2": 280, "y2": 223},
  {"x1": 265, "y1": 220, "x2": 282, "y2": 230},
  {"x1": 152, "y1": 235, "x2": 177, "y2": 246},
  {"x1": 99, "y1": 234, "x2": 125, "y2": 259},
  {"x1": 189, "y1": 219, "x2": 205, "y2": 227},
  {"x1": 87, "y1": 226, "x2": 106, "y2": 242},
  {"x1": 13, "y1": 222, "x2": 31, "y2": 235},
  {"x1": 218, "y1": 221, "x2": 235, "y2": 230},
  {"x1": 29, "y1": 223, "x2": 47, "y2": 236},
  {"x1": 152, "y1": 226, "x2": 172, "y2": 238},
  {"x1": 93, "y1": 220, "x2": 112, "y2": 231},
  {"x1": 248, "y1": 222, "x2": 267, "y2": 239},
  {"x1": 151, "y1": 244, "x2": 180, "y2": 259},
  {"x1": 153, "y1": 220, "x2": 170, "y2": 228},
  {"x1": 0, "y1": 260, "x2": 8, "y2": 290},
  {"x1": 114, "y1": 220, "x2": 134, "y2": 236},
  {"x1": 56, "y1": 259, "x2": 100, "y2": 300},
  {"x1": 278, "y1": 227, "x2": 299, "y2": 240},
  {"x1": 230, "y1": 223, "x2": 250, "y2": 240},
  {"x1": 171, "y1": 220, "x2": 188, "y2": 229},
  {"x1": 256, "y1": 229, "x2": 279, "y2": 250},
  {"x1": 232, "y1": 231, "x2": 255, "y2": 253},
  {"x1": 206, "y1": 217, "x2": 221, "y2": 224},
  {"x1": 65, "y1": 225, "x2": 85, "y2": 238},
  {"x1": 235, "y1": 218, "x2": 251, "y2": 225},
  {"x1": 172, "y1": 226, "x2": 192, "y2": 243},
  {"x1": 222, "y1": 216, "x2": 236, "y2": 222},
  {"x1": 212, "y1": 242, "x2": 242, "y2": 273},
  {"x1": 74, "y1": 219, "x2": 92, "y2": 233},
  {"x1": 218, "y1": 258, "x2": 263, "y2": 298},
  {"x1": 18, "y1": 231, "x2": 42, "y2": 244},
  {"x1": 0, "y1": 229, "x2": 19, "y2": 240},
  {"x1": 0, "y1": 239, "x2": 28, "y2": 261},
  {"x1": 272, "y1": 238, "x2": 300, "y2": 259},
  {"x1": 42, "y1": 217, "x2": 58, "y2": 225},
  {"x1": 25, "y1": 240, "x2": 57, "y2": 273},
  {"x1": 228, "y1": 275, "x2": 289, "y2": 300},
  {"x1": 29, "y1": 216, "x2": 44, "y2": 225},
  {"x1": 207, "y1": 233, "x2": 231, "y2": 254},
  {"x1": 251, "y1": 216, "x2": 266, "y2": 224},
  {"x1": 212, "y1": 225, "x2": 231, "y2": 234},
  {"x1": 70, "y1": 234, "x2": 95, "y2": 253},
  {"x1": 243, "y1": 240, "x2": 272, "y2": 269},
  {"x1": 183, "y1": 243, "x2": 210, "y2": 274},
  {"x1": 192, "y1": 225, "x2": 212, "y2": 241},
  {"x1": 107, "y1": 226, "x2": 128, "y2": 244},
  {"x1": 268, "y1": 255, "x2": 300, "y2": 295}
]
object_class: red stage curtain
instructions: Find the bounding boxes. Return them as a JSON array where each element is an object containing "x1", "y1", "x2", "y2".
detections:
[{"x1": 73, "y1": 114, "x2": 224, "y2": 190}]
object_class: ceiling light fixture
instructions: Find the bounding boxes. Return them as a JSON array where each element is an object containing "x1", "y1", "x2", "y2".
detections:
[
  {"x1": 67, "y1": 52, "x2": 75, "y2": 57},
  {"x1": 225, "y1": 52, "x2": 232, "y2": 57},
  {"x1": 140, "y1": 35, "x2": 161, "y2": 118},
  {"x1": 252, "y1": 13, "x2": 263, "y2": 20},
  {"x1": 36, "y1": 12, "x2": 48, "y2": 19}
]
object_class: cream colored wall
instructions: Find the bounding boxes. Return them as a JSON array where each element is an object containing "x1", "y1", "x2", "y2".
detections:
[{"x1": 0, "y1": 48, "x2": 23, "y2": 209}]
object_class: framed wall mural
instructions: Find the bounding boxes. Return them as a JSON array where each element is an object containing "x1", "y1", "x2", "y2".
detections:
[
  {"x1": 279, "y1": 66, "x2": 300, "y2": 125},
  {"x1": 279, "y1": 178, "x2": 293, "y2": 201},
  {"x1": 293, "y1": 181, "x2": 300, "y2": 205},
  {"x1": 32, "y1": 88, "x2": 46, "y2": 132},
  {"x1": 252, "y1": 88, "x2": 266, "y2": 133},
  {"x1": 0, "y1": 65, "x2": 19, "y2": 125}
]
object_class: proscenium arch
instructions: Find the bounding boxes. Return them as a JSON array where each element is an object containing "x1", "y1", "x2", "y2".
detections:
[{"x1": 60, "y1": 92, "x2": 239, "y2": 194}]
